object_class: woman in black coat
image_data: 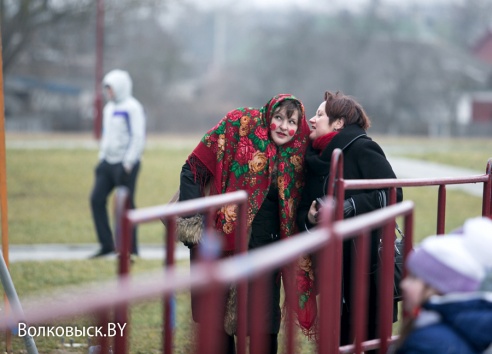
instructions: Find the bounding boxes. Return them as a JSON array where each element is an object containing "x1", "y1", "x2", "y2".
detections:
[{"x1": 297, "y1": 91, "x2": 403, "y2": 350}]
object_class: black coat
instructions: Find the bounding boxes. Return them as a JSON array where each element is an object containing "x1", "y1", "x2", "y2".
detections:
[
  {"x1": 296, "y1": 124, "x2": 403, "y2": 345},
  {"x1": 297, "y1": 124, "x2": 403, "y2": 228}
]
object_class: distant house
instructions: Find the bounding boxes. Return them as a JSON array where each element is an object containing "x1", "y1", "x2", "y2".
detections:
[
  {"x1": 455, "y1": 30, "x2": 492, "y2": 135},
  {"x1": 473, "y1": 29, "x2": 492, "y2": 66},
  {"x1": 4, "y1": 76, "x2": 92, "y2": 132},
  {"x1": 458, "y1": 91, "x2": 492, "y2": 123}
]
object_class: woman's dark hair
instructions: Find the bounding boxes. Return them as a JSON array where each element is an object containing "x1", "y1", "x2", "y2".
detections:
[
  {"x1": 275, "y1": 99, "x2": 303, "y2": 120},
  {"x1": 324, "y1": 91, "x2": 371, "y2": 130}
]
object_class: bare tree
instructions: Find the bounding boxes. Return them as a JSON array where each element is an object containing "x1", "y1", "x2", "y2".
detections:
[
  {"x1": 0, "y1": 0, "x2": 94, "y2": 72},
  {"x1": 0, "y1": 0, "x2": 165, "y2": 74},
  {"x1": 449, "y1": 0, "x2": 492, "y2": 48}
]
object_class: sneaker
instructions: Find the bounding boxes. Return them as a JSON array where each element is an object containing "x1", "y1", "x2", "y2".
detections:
[
  {"x1": 89, "y1": 249, "x2": 115, "y2": 259},
  {"x1": 115, "y1": 252, "x2": 138, "y2": 263}
]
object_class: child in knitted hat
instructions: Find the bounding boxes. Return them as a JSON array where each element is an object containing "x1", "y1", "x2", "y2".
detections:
[{"x1": 393, "y1": 217, "x2": 492, "y2": 354}]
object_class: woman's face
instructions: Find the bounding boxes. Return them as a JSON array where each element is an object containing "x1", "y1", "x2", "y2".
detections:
[
  {"x1": 309, "y1": 101, "x2": 340, "y2": 140},
  {"x1": 270, "y1": 107, "x2": 299, "y2": 146}
]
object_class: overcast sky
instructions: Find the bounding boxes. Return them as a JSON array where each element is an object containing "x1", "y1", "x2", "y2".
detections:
[{"x1": 191, "y1": 0, "x2": 463, "y2": 12}]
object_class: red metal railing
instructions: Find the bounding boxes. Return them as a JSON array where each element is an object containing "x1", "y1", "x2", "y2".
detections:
[
  {"x1": 325, "y1": 148, "x2": 492, "y2": 353},
  {"x1": 114, "y1": 189, "x2": 249, "y2": 354},
  {"x1": 3, "y1": 151, "x2": 491, "y2": 353},
  {"x1": 0, "y1": 197, "x2": 414, "y2": 354},
  {"x1": 328, "y1": 149, "x2": 492, "y2": 230}
]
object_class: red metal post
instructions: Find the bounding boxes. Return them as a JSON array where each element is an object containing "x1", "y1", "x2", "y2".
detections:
[
  {"x1": 0, "y1": 32, "x2": 12, "y2": 353},
  {"x1": 318, "y1": 201, "x2": 340, "y2": 354},
  {"x1": 389, "y1": 187, "x2": 397, "y2": 205},
  {"x1": 283, "y1": 262, "x2": 296, "y2": 354},
  {"x1": 436, "y1": 185, "x2": 446, "y2": 235},
  {"x1": 482, "y1": 159, "x2": 492, "y2": 217},
  {"x1": 197, "y1": 272, "x2": 224, "y2": 354},
  {"x1": 402, "y1": 212, "x2": 414, "y2": 321},
  {"x1": 327, "y1": 149, "x2": 341, "y2": 197},
  {"x1": 236, "y1": 193, "x2": 249, "y2": 354},
  {"x1": 93, "y1": 0, "x2": 104, "y2": 139},
  {"x1": 378, "y1": 221, "x2": 395, "y2": 354},
  {"x1": 325, "y1": 150, "x2": 345, "y2": 353},
  {"x1": 163, "y1": 217, "x2": 176, "y2": 354},
  {"x1": 318, "y1": 234, "x2": 335, "y2": 353},
  {"x1": 97, "y1": 310, "x2": 111, "y2": 353},
  {"x1": 352, "y1": 231, "x2": 369, "y2": 354},
  {"x1": 115, "y1": 188, "x2": 131, "y2": 353},
  {"x1": 250, "y1": 274, "x2": 269, "y2": 354}
]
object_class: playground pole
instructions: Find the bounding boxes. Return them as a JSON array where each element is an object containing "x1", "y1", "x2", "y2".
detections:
[
  {"x1": 93, "y1": 0, "x2": 104, "y2": 139},
  {"x1": 0, "y1": 29, "x2": 12, "y2": 352},
  {"x1": 0, "y1": 253, "x2": 38, "y2": 354}
]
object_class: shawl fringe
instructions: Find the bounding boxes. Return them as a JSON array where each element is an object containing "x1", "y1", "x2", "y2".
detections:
[{"x1": 187, "y1": 155, "x2": 214, "y2": 197}]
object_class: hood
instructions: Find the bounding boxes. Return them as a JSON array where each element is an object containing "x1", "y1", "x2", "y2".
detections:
[
  {"x1": 424, "y1": 292, "x2": 492, "y2": 352},
  {"x1": 102, "y1": 69, "x2": 132, "y2": 102}
]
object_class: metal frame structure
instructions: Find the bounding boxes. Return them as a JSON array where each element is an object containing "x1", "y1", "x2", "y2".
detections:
[
  {"x1": 0, "y1": 150, "x2": 491, "y2": 353},
  {"x1": 0, "y1": 195, "x2": 414, "y2": 354}
]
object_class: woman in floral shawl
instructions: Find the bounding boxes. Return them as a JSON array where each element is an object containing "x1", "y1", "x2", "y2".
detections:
[{"x1": 178, "y1": 94, "x2": 310, "y2": 354}]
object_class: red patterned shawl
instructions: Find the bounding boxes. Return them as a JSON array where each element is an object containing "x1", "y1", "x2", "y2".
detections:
[{"x1": 188, "y1": 94, "x2": 310, "y2": 251}]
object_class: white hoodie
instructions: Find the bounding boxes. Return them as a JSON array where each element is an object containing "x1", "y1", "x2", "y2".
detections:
[{"x1": 99, "y1": 69, "x2": 146, "y2": 170}]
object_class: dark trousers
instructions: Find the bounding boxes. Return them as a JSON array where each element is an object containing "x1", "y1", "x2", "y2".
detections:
[
  {"x1": 90, "y1": 160, "x2": 140, "y2": 254},
  {"x1": 215, "y1": 332, "x2": 278, "y2": 354}
]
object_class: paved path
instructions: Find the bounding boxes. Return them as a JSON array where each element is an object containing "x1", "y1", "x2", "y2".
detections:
[
  {"x1": 6, "y1": 156, "x2": 486, "y2": 263},
  {"x1": 388, "y1": 156, "x2": 484, "y2": 197},
  {"x1": 7, "y1": 243, "x2": 190, "y2": 263}
]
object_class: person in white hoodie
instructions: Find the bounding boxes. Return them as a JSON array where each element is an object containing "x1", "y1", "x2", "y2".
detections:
[{"x1": 90, "y1": 69, "x2": 146, "y2": 258}]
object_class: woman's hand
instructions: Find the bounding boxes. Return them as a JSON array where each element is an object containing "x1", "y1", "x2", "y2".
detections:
[{"x1": 307, "y1": 200, "x2": 318, "y2": 224}]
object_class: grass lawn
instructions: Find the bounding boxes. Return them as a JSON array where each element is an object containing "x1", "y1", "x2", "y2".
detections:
[
  {"x1": 1, "y1": 133, "x2": 489, "y2": 353},
  {"x1": 7, "y1": 134, "x2": 197, "y2": 245},
  {"x1": 375, "y1": 135, "x2": 492, "y2": 172},
  {"x1": 5, "y1": 258, "x2": 316, "y2": 353},
  {"x1": 5, "y1": 259, "x2": 197, "y2": 353}
]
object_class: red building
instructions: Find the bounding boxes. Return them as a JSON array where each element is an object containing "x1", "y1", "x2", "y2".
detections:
[
  {"x1": 459, "y1": 30, "x2": 492, "y2": 132},
  {"x1": 473, "y1": 29, "x2": 492, "y2": 66}
]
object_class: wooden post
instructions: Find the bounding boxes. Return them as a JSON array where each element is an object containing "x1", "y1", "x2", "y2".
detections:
[{"x1": 0, "y1": 29, "x2": 12, "y2": 352}]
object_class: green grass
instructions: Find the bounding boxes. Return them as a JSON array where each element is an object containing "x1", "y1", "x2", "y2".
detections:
[
  {"x1": 7, "y1": 141, "x2": 193, "y2": 244},
  {"x1": 375, "y1": 135, "x2": 492, "y2": 172},
  {"x1": 1, "y1": 134, "x2": 489, "y2": 353},
  {"x1": 5, "y1": 258, "x2": 315, "y2": 353},
  {"x1": 5, "y1": 259, "x2": 197, "y2": 353},
  {"x1": 400, "y1": 187, "x2": 482, "y2": 243}
]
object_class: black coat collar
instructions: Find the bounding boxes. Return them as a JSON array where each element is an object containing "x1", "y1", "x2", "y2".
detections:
[{"x1": 306, "y1": 124, "x2": 368, "y2": 175}]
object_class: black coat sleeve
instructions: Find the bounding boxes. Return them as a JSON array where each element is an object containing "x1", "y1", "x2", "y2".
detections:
[
  {"x1": 346, "y1": 139, "x2": 403, "y2": 216},
  {"x1": 179, "y1": 157, "x2": 212, "y2": 202}
]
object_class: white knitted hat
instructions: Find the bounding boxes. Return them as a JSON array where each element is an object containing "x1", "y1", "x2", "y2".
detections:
[
  {"x1": 461, "y1": 217, "x2": 492, "y2": 269},
  {"x1": 406, "y1": 217, "x2": 492, "y2": 294}
]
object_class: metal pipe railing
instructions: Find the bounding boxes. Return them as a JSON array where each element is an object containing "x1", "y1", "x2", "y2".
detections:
[
  {"x1": 1, "y1": 200, "x2": 414, "y2": 354},
  {"x1": 0, "y1": 252, "x2": 38, "y2": 354},
  {"x1": 7, "y1": 149, "x2": 491, "y2": 353},
  {"x1": 117, "y1": 189, "x2": 249, "y2": 354},
  {"x1": 326, "y1": 147, "x2": 492, "y2": 353},
  {"x1": 329, "y1": 148, "x2": 492, "y2": 235}
]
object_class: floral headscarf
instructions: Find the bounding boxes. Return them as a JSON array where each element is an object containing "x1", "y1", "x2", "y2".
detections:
[{"x1": 187, "y1": 94, "x2": 310, "y2": 251}]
